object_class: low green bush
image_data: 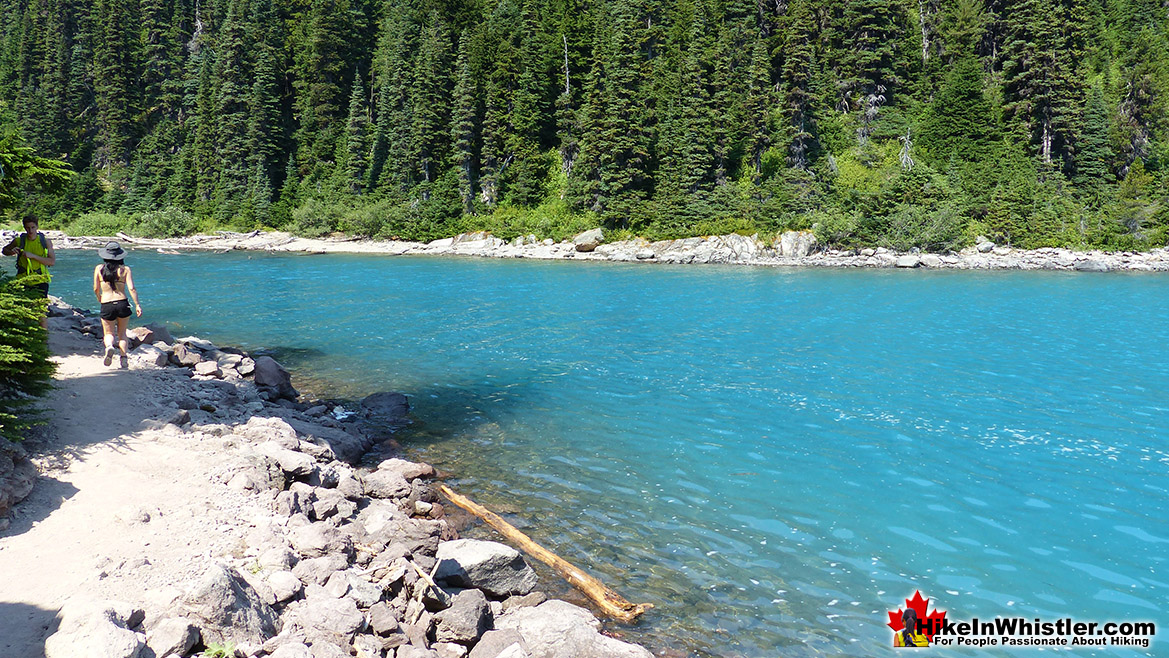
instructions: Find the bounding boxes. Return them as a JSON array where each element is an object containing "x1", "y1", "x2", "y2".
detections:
[
  {"x1": 136, "y1": 206, "x2": 199, "y2": 238},
  {"x1": 63, "y1": 212, "x2": 126, "y2": 237}
]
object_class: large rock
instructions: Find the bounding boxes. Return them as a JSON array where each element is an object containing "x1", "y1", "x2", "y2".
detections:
[
  {"x1": 180, "y1": 564, "x2": 280, "y2": 646},
  {"x1": 434, "y1": 588, "x2": 491, "y2": 644},
  {"x1": 434, "y1": 539, "x2": 538, "y2": 598},
  {"x1": 255, "y1": 441, "x2": 317, "y2": 479},
  {"x1": 170, "y1": 342, "x2": 202, "y2": 367},
  {"x1": 376, "y1": 458, "x2": 435, "y2": 481},
  {"x1": 896, "y1": 255, "x2": 921, "y2": 268},
  {"x1": 145, "y1": 617, "x2": 200, "y2": 658},
  {"x1": 494, "y1": 600, "x2": 653, "y2": 658},
  {"x1": 289, "y1": 522, "x2": 354, "y2": 559},
  {"x1": 285, "y1": 417, "x2": 369, "y2": 464},
  {"x1": 254, "y1": 356, "x2": 299, "y2": 400},
  {"x1": 774, "y1": 230, "x2": 817, "y2": 257},
  {"x1": 572, "y1": 228, "x2": 604, "y2": 252},
  {"x1": 130, "y1": 344, "x2": 169, "y2": 368},
  {"x1": 1075, "y1": 259, "x2": 1110, "y2": 272},
  {"x1": 468, "y1": 630, "x2": 529, "y2": 658},
  {"x1": 284, "y1": 597, "x2": 364, "y2": 646},
  {"x1": 361, "y1": 391, "x2": 410, "y2": 424},
  {"x1": 0, "y1": 446, "x2": 36, "y2": 520},
  {"x1": 44, "y1": 600, "x2": 147, "y2": 658},
  {"x1": 362, "y1": 469, "x2": 411, "y2": 499}
]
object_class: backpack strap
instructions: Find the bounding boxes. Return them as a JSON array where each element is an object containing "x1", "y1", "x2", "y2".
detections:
[{"x1": 38, "y1": 232, "x2": 46, "y2": 250}]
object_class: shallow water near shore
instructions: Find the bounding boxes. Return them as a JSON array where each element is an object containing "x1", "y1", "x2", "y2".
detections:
[{"x1": 51, "y1": 249, "x2": 1167, "y2": 657}]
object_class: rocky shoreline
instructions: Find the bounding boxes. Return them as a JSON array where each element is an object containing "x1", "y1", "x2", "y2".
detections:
[
  {"x1": 1, "y1": 300, "x2": 654, "y2": 658},
  {"x1": 23, "y1": 227, "x2": 1169, "y2": 272}
]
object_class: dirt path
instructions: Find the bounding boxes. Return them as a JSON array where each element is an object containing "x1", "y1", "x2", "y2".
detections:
[{"x1": 0, "y1": 322, "x2": 269, "y2": 657}]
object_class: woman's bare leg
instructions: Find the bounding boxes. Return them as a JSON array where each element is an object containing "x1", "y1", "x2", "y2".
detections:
[
  {"x1": 117, "y1": 316, "x2": 130, "y2": 355},
  {"x1": 101, "y1": 318, "x2": 117, "y2": 365}
]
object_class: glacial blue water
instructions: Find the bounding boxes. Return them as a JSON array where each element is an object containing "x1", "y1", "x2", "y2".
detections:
[{"x1": 50, "y1": 249, "x2": 1168, "y2": 657}]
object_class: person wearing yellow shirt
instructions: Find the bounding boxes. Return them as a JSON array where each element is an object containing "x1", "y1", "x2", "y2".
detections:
[{"x1": 2, "y1": 215, "x2": 56, "y2": 329}]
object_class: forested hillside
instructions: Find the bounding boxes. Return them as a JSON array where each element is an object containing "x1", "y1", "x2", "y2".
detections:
[{"x1": 2, "y1": 0, "x2": 1167, "y2": 250}]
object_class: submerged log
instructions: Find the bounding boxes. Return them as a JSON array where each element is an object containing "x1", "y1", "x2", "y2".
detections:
[{"x1": 438, "y1": 484, "x2": 652, "y2": 623}]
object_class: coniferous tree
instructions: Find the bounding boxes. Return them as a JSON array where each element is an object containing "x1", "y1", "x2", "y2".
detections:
[
  {"x1": 450, "y1": 32, "x2": 478, "y2": 214},
  {"x1": 343, "y1": 71, "x2": 370, "y2": 193}
]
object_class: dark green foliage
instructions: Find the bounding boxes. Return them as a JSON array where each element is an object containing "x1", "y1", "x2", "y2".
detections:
[
  {"x1": 0, "y1": 0, "x2": 1165, "y2": 251},
  {"x1": 0, "y1": 272, "x2": 54, "y2": 442}
]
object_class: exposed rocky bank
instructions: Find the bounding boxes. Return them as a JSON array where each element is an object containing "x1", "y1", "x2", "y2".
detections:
[
  {"x1": 27, "y1": 227, "x2": 1169, "y2": 272},
  {"x1": 0, "y1": 300, "x2": 654, "y2": 658}
]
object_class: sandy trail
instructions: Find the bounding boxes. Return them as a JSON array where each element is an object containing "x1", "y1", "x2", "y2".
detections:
[{"x1": 0, "y1": 322, "x2": 268, "y2": 657}]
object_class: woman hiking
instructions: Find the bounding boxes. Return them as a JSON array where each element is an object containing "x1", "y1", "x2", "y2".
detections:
[{"x1": 92, "y1": 242, "x2": 142, "y2": 367}]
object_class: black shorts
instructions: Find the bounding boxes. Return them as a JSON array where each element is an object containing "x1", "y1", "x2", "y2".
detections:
[{"x1": 100, "y1": 299, "x2": 132, "y2": 321}]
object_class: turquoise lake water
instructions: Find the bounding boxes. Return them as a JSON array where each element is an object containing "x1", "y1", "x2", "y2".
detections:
[{"x1": 50, "y1": 249, "x2": 1167, "y2": 657}]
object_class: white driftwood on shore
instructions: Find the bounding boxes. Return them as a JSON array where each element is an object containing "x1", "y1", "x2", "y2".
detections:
[{"x1": 438, "y1": 483, "x2": 652, "y2": 623}]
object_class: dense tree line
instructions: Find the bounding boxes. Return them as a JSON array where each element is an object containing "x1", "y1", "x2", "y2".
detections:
[{"x1": 1, "y1": 0, "x2": 1167, "y2": 249}]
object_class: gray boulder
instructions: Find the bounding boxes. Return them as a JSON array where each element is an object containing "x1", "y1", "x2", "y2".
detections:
[
  {"x1": 434, "y1": 539, "x2": 538, "y2": 598},
  {"x1": 573, "y1": 228, "x2": 604, "y2": 252},
  {"x1": 269, "y1": 644, "x2": 314, "y2": 658},
  {"x1": 170, "y1": 342, "x2": 202, "y2": 367},
  {"x1": 194, "y1": 360, "x2": 222, "y2": 377},
  {"x1": 0, "y1": 446, "x2": 36, "y2": 520},
  {"x1": 255, "y1": 441, "x2": 317, "y2": 479},
  {"x1": 896, "y1": 255, "x2": 921, "y2": 268},
  {"x1": 254, "y1": 356, "x2": 299, "y2": 400},
  {"x1": 1075, "y1": 259, "x2": 1110, "y2": 272},
  {"x1": 361, "y1": 392, "x2": 411, "y2": 428},
  {"x1": 468, "y1": 630, "x2": 529, "y2": 658},
  {"x1": 269, "y1": 570, "x2": 304, "y2": 604},
  {"x1": 363, "y1": 469, "x2": 411, "y2": 499},
  {"x1": 44, "y1": 600, "x2": 147, "y2": 658},
  {"x1": 141, "y1": 322, "x2": 174, "y2": 344},
  {"x1": 376, "y1": 458, "x2": 435, "y2": 481},
  {"x1": 494, "y1": 600, "x2": 653, "y2": 658},
  {"x1": 289, "y1": 522, "x2": 354, "y2": 559},
  {"x1": 180, "y1": 564, "x2": 280, "y2": 646},
  {"x1": 145, "y1": 617, "x2": 199, "y2": 658},
  {"x1": 775, "y1": 230, "x2": 817, "y2": 257},
  {"x1": 398, "y1": 647, "x2": 442, "y2": 658},
  {"x1": 434, "y1": 588, "x2": 491, "y2": 644},
  {"x1": 292, "y1": 554, "x2": 351, "y2": 586},
  {"x1": 285, "y1": 418, "x2": 369, "y2": 464},
  {"x1": 130, "y1": 344, "x2": 169, "y2": 367},
  {"x1": 285, "y1": 597, "x2": 364, "y2": 646}
]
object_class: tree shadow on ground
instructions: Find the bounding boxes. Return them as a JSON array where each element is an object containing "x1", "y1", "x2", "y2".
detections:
[
  {"x1": 0, "y1": 475, "x2": 79, "y2": 539},
  {"x1": 0, "y1": 602, "x2": 60, "y2": 658}
]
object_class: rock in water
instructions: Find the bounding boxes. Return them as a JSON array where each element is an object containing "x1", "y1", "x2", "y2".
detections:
[
  {"x1": 253, "y1": 356, "x2": 299, "y2": 400},
  {"x1": 361, "y1": 391, "x2": 410, "y2": 423}
]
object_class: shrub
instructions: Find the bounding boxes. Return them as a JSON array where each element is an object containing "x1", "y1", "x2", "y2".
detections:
[
  {"x1": 64, "y1": 212, "x2": 126, "y2": 237},
  {"x1": 289, "y1": 199, "x2": 346, "y2": 238},
  {"x1": 136, "y1": 206, "x2": 199, "y2": 238}
]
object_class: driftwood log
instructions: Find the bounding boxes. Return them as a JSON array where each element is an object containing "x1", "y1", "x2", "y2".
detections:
[{"x1": 438, "y1": 484, "x2": 653, "y2": 623}]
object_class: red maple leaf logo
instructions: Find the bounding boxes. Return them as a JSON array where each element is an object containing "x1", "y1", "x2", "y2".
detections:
[{"x1": 887, "y1": 590, "x2": 947, "y2": 642}]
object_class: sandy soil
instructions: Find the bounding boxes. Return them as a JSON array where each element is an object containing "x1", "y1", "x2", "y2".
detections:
[{"x1": 0, "y1": 323, "x2": 272, "y2": 657}]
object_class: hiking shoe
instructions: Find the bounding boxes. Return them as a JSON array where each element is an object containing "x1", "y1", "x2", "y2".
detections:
[{"x1": 103, "y1": 347, "x2": 114, "y2": 366}]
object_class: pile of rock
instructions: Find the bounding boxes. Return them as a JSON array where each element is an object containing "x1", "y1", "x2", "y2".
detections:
[
  {"x1": 33, "y1": 301, "x2": 654, "y2": 658},
  {"x1": 44, "y1": 418, "x2": 652, "y2": 658}
]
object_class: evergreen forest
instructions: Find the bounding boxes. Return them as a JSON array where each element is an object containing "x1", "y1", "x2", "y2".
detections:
[{"x1": 2, "y1": 0, "x2": 1168, "y2": 250}]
